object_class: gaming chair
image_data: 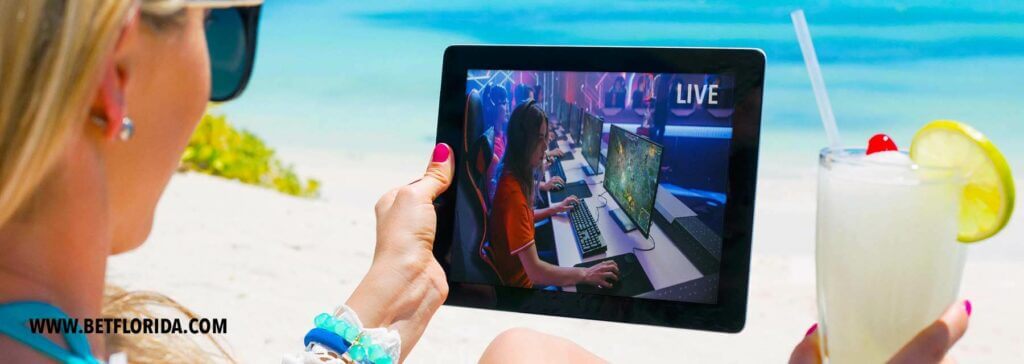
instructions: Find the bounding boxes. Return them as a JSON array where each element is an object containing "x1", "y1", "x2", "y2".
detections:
[{"x1": 451, "y1": 89, "x2": 504, "y2": 285}]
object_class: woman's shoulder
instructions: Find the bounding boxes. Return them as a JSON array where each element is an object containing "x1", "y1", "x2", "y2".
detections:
[
  {"x1": 494, "y1": 174, "x2": 522, "y2": 194},
  {"x1": 492, "y1": 174, "x2": 526, "y2": 206}
]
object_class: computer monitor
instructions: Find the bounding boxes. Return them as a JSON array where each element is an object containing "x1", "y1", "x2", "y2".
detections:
[
  {"x1": 563, "y1": 101, "x2": 570, "y2": 124},
  {"x1": 561, "y1": 100, "x2": 569, "y2": 124},
  {"x1": 580, "y1": 114, "x2": 603, "y2": 174},
  {"x1": 604, "y1": 125, "x2": 663, "y2": 238},
  {"x1": 571, "y1": 105, "x2": 584, "y2": 143}
]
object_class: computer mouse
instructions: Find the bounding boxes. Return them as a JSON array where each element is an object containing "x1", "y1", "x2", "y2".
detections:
[{"x1": 553, "y1": 182, "x2": 565, "y2": 191}]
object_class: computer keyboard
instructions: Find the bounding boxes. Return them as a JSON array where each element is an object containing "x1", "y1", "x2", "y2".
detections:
[
  {"x1": 675, "y1": 216, "x2": 722, "y2": 260},
  {"x1": 549, "y1": 160, "x2": 566, "y2": 181},
  {"x1": 661, "y1": 216, "x2": 722, "y2": 275},
  {"x1": 635, "y1": 274, "x2": 719, "y2": 303},
  {"x1": 568, "y1": 199, "x2": 607, "y2": 257}
]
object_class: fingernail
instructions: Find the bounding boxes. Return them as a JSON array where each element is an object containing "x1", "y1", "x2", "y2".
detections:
[
  {"x1": 805, "y1": 323, "x2": 818, "y2": 337},
  {"x1": 432, "y1": 143, "x2": 450, "y2": 163},
  {"x1": 964, "y1": 299, "x2": 972, "y2": 317}
]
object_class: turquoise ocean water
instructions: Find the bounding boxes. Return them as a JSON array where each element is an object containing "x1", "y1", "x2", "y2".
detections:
[{"x1": 220, "y1": 1, "x2": 1024, "y2": 167}]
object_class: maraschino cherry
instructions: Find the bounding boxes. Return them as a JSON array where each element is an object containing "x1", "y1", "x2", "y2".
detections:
[{"x1": 867, "y1": 133, "x2": 898, "y2": 154}]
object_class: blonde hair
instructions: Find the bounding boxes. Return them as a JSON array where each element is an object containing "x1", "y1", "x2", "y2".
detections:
[
  {"x1": 1, "y1": 0, "x2": 232, "y2": 361},
  {"x1": 102, "y1": 286, "x2": 233, "y2": 362},
  {"x1": 0, "y1": 0, "x2": 132, "y2": 224}
]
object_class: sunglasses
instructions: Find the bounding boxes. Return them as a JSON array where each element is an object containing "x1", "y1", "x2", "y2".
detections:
[{"x1": 188, "y1": 0, "x2": 263, "y2": 102}]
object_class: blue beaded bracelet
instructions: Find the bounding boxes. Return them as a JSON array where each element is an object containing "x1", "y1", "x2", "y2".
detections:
[
  {"x1": 303, "y1": 328, "x2": 351, "y2": 355},
  {"x1": 308, "y1": 312, "x2": 394, "y2": 364}
]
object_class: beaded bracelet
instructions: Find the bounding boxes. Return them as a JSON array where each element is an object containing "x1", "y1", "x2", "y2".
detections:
[{"x1": 302, "y1": 305, "x2": 400, "y2": 364}]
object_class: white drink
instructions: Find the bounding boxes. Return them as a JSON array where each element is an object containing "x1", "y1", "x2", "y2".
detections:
[{"x1": 816, "y1": 148, "x2": 966, "y2": 363}]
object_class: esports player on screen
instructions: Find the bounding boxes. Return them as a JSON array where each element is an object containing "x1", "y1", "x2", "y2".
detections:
[
  {"x1": 484, "y1": 85, "x2": 564, "y2": 201},
  {"x1": 489, "y1": 102, "x2": 620, "y2": 288},
  {"x1": 650, "y1": 74, "x2": 671, "y2": 144},
  {"x1": 482, "y1": 84, "x2": 509, "y2": 159},
  {"x1": 606, "y1": 77, "x2": 627, "y2": 108},
  {"x1": 632, "y1": 74, "x2": 650, "y2": 111}
]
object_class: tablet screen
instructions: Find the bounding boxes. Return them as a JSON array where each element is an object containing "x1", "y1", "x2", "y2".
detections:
[{"x1": 450, "y1": 69, "x2": 735, "y2": 305}]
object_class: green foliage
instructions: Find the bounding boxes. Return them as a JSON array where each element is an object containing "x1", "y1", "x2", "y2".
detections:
[{"x1": 181, "y1": 112, "x2": 321, "y2": 198}]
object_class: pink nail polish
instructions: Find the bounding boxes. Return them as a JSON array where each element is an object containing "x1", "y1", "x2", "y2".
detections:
[
  {"x1": 432, "y1": 143, "x2": 450, "y2": 163},
  {"x1": 805, "y1": 323, "x2": 818, "y2": 337},
  {"x1": 964, "y1": 300, "x2": 972, "y2": 317}
]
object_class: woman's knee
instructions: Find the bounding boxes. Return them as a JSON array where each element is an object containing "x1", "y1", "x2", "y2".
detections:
[
  {"x1": 481, "y1": 327, "x2": 606, "y2": 363},
  {"x1": 481, "y1": 328, "x2": 545, "y2": 362}
]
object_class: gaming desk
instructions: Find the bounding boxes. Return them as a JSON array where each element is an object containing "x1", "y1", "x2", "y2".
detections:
[{"x1": 547, "y1": 140, "x2": 703, "y2": 293}]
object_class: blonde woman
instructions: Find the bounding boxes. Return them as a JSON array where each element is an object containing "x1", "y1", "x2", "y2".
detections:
[{"x1": 0, "y1": 0, "x2": 457, "y2": 362}]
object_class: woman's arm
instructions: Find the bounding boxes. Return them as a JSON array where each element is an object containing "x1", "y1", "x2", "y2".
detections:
[
  {"x1": 515, "y1": 244, "x2": 618, "y2": 287},
  {"x1": 344, "y1": 143, "x2": 454, "y2": 360},
  {"x1": 534, "y1": 207, "x2": 558, "y2": 221}
]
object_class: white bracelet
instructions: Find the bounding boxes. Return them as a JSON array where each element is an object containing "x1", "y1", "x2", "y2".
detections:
[
  {"x1": 332, "y1": 304, "x2": 401, "y2": 363},
  {"x1": 298, "y1": 304, "x2": 402, "y2": 364}
]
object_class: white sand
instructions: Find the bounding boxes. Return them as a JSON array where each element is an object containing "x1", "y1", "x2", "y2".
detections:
[{"x1": 108, "y1": 150, "x2": 1024, "y2": 362}]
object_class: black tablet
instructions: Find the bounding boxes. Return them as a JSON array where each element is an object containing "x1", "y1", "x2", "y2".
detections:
[{"x1": 432, "y1": 45, "x2": 764, "y2": 332}]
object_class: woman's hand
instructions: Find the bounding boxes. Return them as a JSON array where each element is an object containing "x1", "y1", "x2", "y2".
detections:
[
  {"x1": 551, "y1": 195, "x2": 579, "y2": 214},
  {"x1": 541, "y1": 176, "x2": 565, "y2": 192},
  {"x1": 546, "y1": 148, "x2": 565, "y2": 158},
  {"x1": 534, "y1": 195, "x2": 578, "y2": 221},
  {"x1": 789, "y1": 300, "x2": 971, "y2": 364},
  {"x1": 579, "y1": 260, "x2": 619, "y2": 289},
  {"x1": 345, "y1": 143, "x2": 454, "y2": 360}
]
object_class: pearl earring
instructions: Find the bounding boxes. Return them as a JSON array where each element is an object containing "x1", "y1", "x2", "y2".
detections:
[{"x1": 91, "y1": 115, "x2": 135, "y2": 141}]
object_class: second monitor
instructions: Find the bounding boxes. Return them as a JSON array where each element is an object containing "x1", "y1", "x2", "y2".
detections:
[
  {"x1": 604, "y1": 125, "x2": 664, "y2": 238},
  {"x1": 580, "y1": 113, "x2": 603, "y2": 176},
  {"x1": 568, "y1": 104, "x2": 583, "y2": 145}
]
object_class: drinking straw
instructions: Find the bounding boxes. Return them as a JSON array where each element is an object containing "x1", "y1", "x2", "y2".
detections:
[{"x1": 791, "y1": 9, "x2": 842, "y2": 148}]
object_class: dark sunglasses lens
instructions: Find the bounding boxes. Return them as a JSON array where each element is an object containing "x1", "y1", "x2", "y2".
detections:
[{"x1": 206, "y1": 8, "x2": 248, "y2": 101}]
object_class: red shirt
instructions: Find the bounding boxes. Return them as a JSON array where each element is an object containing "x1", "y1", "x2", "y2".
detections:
[{"x1": 489, "y1": 173, "x2": 535, "y2": 288}]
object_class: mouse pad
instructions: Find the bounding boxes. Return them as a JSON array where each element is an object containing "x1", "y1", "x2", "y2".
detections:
[
  {"x1": 549, "y1": 181, "x2": 592, "y2": 203},
  {"x1": 574, "y1": 253, "x2": 654, "y2": 296}
]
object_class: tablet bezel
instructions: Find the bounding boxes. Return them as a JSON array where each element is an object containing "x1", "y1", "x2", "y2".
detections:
[{"x1": 432, "y1": 45, "x2": 764, "y2": 333}]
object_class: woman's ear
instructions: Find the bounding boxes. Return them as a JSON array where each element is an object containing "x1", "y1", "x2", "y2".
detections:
[{"x1": 87, "y1": 5, "x2": 140, "y2": 140}]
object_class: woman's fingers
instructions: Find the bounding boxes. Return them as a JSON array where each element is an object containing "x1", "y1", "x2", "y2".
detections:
[
  {"x1": 788, "y1": 300, "x2": 971, "y2": 364},
  {"x1": 404, "y1": 143, "x2": 454, "y2": 203},
  {"x1": 600, "y1": 261, "x2": 619, "y2": 275},
  {"x1": 589, "y1": 272, "x2": 615, "y2": 288},
  {"x1": 376, "y1": 143, "x2": 453, "y2": 215},
  {"x1": 788, "y1": 324, "x2": 822, "y2": 364},
  {"x1": 888, "y1": 300, "x2": 971, "y2": 364},
  {"x1": 375, "y1": 187, "x2": 400, "y2": 217}
]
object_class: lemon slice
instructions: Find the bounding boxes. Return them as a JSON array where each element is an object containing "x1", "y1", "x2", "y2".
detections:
[{"x1": 910, "y1": 120, "x2": 1015, "y2": 242}]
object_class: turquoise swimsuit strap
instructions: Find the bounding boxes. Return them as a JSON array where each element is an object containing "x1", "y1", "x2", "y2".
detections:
[{"x1": 0, "y1": 301, "x2": 100, "y2": 363}]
